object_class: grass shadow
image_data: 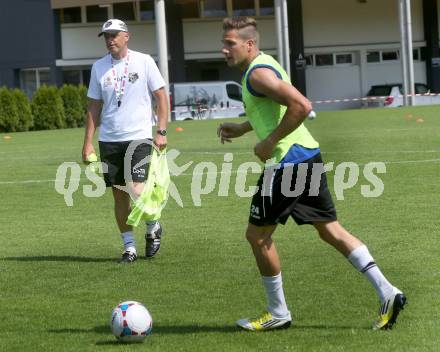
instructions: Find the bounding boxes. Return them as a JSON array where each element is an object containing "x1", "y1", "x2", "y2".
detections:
[
  {"x1": 94, "y1": 325, "x2": 240, "y2": 346},
  {"x1": 49, "y1": 323, "x2": 240, "y2": 346},
  {"x1": 48, "y1": 323, "x2": 369, "y2": 336},
  {"x1": 294, "y1": 324, "x2": 370, "y2": 331},
  {"x1": 153, "y1": 324, "x2": 239, "y2": 334},
  {"x1": 49, "y1": 322, "x2": 371, "y2": 347},
  {"x1": 2, "y1": 256, "x2": 116, "y2": 263},
  {"x1": 48, "y1": 325, "x2": 109, "y2": 334},
  {"x1": 49, "y1": 324, "x2": 238, "y2": 336}
]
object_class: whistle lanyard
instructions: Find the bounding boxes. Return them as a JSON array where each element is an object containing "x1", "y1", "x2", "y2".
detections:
[{"x1": 110, "y1": 50, "x2": 130, "y2": 107}]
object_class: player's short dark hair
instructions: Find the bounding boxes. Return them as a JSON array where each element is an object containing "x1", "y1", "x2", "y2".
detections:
[{"x1": 223, "y1": 17, "x2": 259, "y2": 43}]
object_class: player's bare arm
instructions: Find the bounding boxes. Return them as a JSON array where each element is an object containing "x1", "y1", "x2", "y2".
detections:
[
  {"x1": 249, "y1": 68, "x2": 312, "y2": 162},
  {"x1": 82, "y1": 98, "x2": 102, "y2": 162},
  {"x1": 153, "y1": 87, "x2": 168, "y2": 150},
  {"x1": 217, "y1": 120, "x2": 253, "y2": 144}
]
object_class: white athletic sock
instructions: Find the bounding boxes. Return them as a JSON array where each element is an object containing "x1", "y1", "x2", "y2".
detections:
[
  {"x1": 348, "y1": 245, "x2": 394, "y2": 302},
  {"x1": 146, "y1": 221, "x2": 159, "y2": 234},
  {"x1": 121, "y1": 231, "x2": 136, "y2": 253},
  {"x1": 262, "y1": 273, "x2": 291, "y2": 319}
]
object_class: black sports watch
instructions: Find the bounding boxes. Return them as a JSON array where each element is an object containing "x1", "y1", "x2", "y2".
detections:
[{"x1": 156, "y1": 129, "x2": 167, "y2": 136}]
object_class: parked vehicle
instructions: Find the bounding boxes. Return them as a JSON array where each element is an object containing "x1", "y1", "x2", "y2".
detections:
[
  {"x1": 362, "y1": 83, "x2": 440, "y2": 108},
  {"x1": 170, "y1": 81, "x2": 244, "y2": 121}
]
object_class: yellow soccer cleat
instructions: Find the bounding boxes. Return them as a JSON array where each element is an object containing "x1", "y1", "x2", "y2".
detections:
[
  {"x1": 236, "y1": 312, "x2": 291, "y2": 331},
  {"x1": 373, "y1": 288, "x2": 407, "y2": 330}
]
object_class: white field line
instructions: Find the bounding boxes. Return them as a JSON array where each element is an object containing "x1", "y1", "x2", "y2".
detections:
[
  {"x1": 187, "y1": 150, "x2": 440, "y2": 155},
  {"x1": 1, "y1": 149, "x2": 439, "y2": 161},
  {"x1": 1, "y1": 158, "x2": 439, "y2": 186}
]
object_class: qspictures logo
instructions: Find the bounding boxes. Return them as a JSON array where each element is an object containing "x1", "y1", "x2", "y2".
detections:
[{"x1": 54, "y1": 141, "x2": 386, "y2": 207}]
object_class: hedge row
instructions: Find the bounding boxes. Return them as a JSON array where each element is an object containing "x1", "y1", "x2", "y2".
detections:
[{"x1": 0, "y1": 84, "x2": 88, "y2": 133}]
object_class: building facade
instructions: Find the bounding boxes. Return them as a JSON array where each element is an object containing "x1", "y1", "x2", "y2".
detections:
[{"x1": 1, "y1": 0, "x2": 439, "y2": 110}]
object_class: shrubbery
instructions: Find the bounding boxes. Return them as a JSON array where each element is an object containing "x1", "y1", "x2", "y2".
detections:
[
  {"x1": 0, "y1": 87, "x2": 19, "y2": 132},
  {"x1": 0, "y1": 84, "x2": 88, "y2": 133},
  {"x1": 59, "y1": 84, "x2": 84, "y2": 128},
  {"x1": 78, "y1": 85, "x2": 88, "y2": 119},
  {"x1": 12, "y1": 89, "x2": 33, "y2": 131},
  {"x1": 32, "y1": 85, "x2": 66, "y2": 130}
]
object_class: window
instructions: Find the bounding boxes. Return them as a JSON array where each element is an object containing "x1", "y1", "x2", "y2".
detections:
[
  {"x1": 39, "y1": 70, "x2": 51, "y2": 86},
  {"x1": 20, "y1": 68, "x2": 51, "y2": 98},
  {"x1": 21, "y1": 70, "x2": 37, "y2": 98},
  {"x1": 139, "y1": 0, "x2": 155, "y2": 20},
  {"x1": 63, "y1": 70, "x2": 82, "y2": 85},
  {"x1": 366, "y1": 51, "x2": 380, "y2": 63},
  {"x1": 233, "y1": 0, "x2": 255, "y2": 16},
  {"x1": 413, "y1": 48, "x2": 425, "y2": 61},
  {"x1": 367, "y1": 85, "x2": 393, "y2": 96},
  {"x1": 412, "y1": 48, "x2": 419, "y2": 61},
  {"x1": 203, "y1": 0, "x2": 227, "y2": 18},
  {"x1": 86, "y1": 5, "x2": 108, "y2": 22},
  {"x1": 382, "y1": 50, "x2": 399, "y2": 61},
  {"x1": 335, "y1": 53, "x2": 353, "y2": 65},
  {"x1": 420, "y1": 47, "x2": 427, "y2": 61},
  {"x1": 259, "y1": 0, "x2": 274, "y2": 16},
  {"x1": 367, "y1": 50, "x2": 401, "y2": 63},
  {"x1": 305, "y1": 55, "x2": 314, "y2": 66},
  {"x1": 59, "y1": 7, "x2": 81, "y2": 24},
  {"x1": 62, "y1": 69, "x2": 90, "y2": 86},
  {"x1": 398, "y1": 83, "x2": 430, "y2": 95},
  {"x1": 306, "y1": 53, "x2": 354, "y2": 67},
  {"x1": 83, "y1": 69, "x2": 91, "y2": 87},
  {"x1": 114, "y1": 2, "x2": 136, "y2": 21},
  {"x1": 180, "y1": 1, "x2": 200, "y2": 18},
  {"x1": 315, "y1": 54, "x2": 334, "y2": 66},
  {"x1": 226, "y1": 83, "x2": 242, "y2": 101},
  {"x1": 415, "y1": 83, "x2": 429, "y2": 94}
]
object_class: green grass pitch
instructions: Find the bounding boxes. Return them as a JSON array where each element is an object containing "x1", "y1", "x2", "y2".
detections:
[{"x1": 0, "y1": 106, "x2": 439, "y2": 351}]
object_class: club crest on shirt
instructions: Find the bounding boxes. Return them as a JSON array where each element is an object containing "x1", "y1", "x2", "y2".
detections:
[
  {"x1": 129, "y1": 72, "x2": 139, "y2": 83},
  {"x1": 104, "y1": 76, "x2": 112, "y2": 88}
]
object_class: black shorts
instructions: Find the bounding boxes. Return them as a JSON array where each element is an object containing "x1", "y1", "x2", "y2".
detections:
[
  {"x1": 249, "y1": 153, "x2": 337, "y2": 226},
  {"x1": 98, "y1": 139, "x2": 152, "y2": 187}
]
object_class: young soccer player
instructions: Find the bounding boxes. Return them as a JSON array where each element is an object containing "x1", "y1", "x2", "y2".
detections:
[{"x1": 217, "y1": 16, "x2": 406, "y2": 331}]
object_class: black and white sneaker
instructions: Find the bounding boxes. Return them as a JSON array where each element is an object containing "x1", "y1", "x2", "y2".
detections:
[
  {"x1": 145, "y1": 223, "x2": 162, "y2": 258},
  {"x1": 118, "y1": 250, "x2": 137, "y2": 264}
]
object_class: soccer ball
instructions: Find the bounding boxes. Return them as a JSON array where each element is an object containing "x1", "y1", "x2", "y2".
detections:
[{"x1": 110, "y1": 301, "x2": 153, "y2": 342}]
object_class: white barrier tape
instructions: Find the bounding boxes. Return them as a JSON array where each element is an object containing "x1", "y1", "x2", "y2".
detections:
[
  {"x1": 313, "y1": 92, "x2": 440, "y2": 104},
  {"x1": 169, "y1": 92, "x2": 440, "y2": 113},
  {"x1": 170, "y1": 105, "x2": 242, "y2": 114},
  {"x1": 170, "y1": 105, "x2": 316, "y2": 120}
]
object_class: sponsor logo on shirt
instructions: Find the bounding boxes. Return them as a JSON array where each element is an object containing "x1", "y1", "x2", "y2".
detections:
[
  {"x1": 104, "y1": 76, "x2": 112, "y2": 88},
  {"x1": 129, "y1": 72, "x2": 139, "y2": 83}
]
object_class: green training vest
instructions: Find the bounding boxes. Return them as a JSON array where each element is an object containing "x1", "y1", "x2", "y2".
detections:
[{"x1": 241, "y1": 53, "x2": 319, "y2": 162}]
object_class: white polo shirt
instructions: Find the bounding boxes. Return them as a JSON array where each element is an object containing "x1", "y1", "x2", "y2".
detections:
[{"x1": 88, "y1": 50, "x2": 165, "y2": 142}]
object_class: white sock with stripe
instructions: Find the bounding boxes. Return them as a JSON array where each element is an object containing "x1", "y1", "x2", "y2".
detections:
[
  {"x1": 348, "y1": 245, "x2": 394, "y2": 302},
  {"x1": 121, "y1": 231, "x2": 136, "y2": 253},
  {"x1": 262, "y1": 273, "x2": 291, "y2": 319}
]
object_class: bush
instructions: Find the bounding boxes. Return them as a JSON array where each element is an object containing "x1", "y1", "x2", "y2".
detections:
[
  {"x1": 0, "y1": 87, "x2": 19, "y2": 132},
  {"x1": 78, "y1": 85, "x2": 88, "y2": 124},
  {"x1": 31, "y1": 85, "x2": 65, "y2": 130},
  {"x1": 59, "y1": 84, "x2": 84, "y2": 128},
  {"x1": 12, "y1": 89, "x2": 33, "y2": 132}
]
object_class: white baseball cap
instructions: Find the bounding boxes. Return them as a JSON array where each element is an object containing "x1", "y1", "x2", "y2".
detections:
[{"x1": 98, "y1": 19, "x2": 128, "y2": 37}]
